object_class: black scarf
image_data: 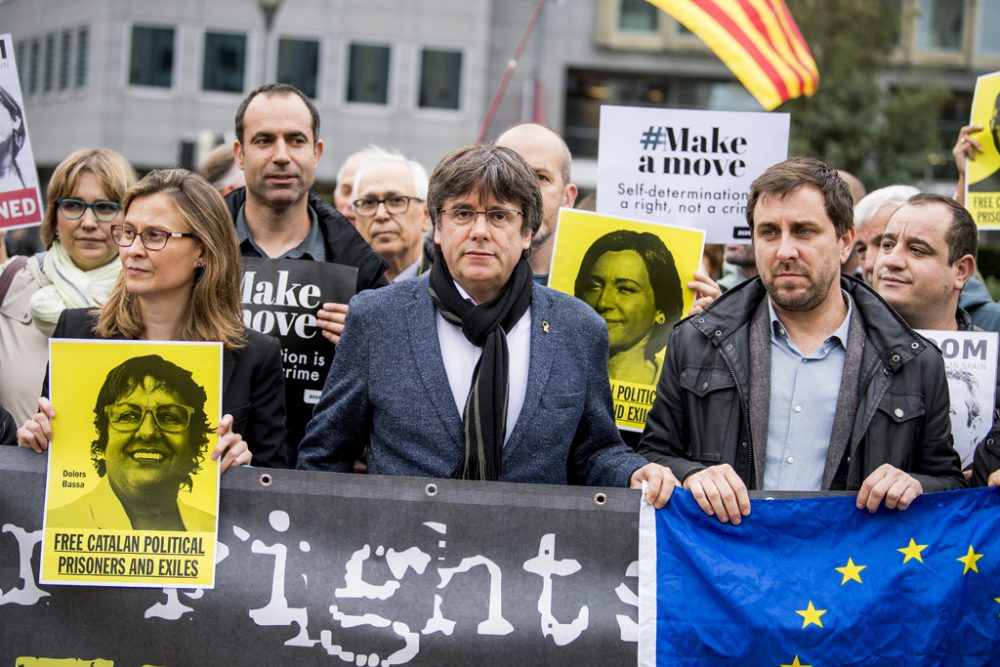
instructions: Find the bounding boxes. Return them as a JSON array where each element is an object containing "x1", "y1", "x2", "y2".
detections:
[{"x1": 428, "y1": 256, "x2": 533, "y2": 480}]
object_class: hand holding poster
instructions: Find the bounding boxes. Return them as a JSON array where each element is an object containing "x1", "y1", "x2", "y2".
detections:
[
  {"x1": 0, "y1": 33, "x2": 43, "y2": 230},
  {"x1": 596, "y1": 105, "x2": 788, "y2": 243},
  {"x1": 548, "y1": 208, "x2": 705, "y2": 431},
  {"x1": 917, "y1": 329, "x2": 998, "y2": 470},
  {"x1": 965, "y1": 70, "x2": 1000, "y2": 227},
  {"x1": 41, "y1": 340, "x2": 223, "y2": 588}
]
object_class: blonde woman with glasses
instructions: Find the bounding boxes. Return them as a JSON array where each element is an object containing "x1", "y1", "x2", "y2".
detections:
[{"x1": 0, "y1": 149, "x2": 136, "y2": 425}]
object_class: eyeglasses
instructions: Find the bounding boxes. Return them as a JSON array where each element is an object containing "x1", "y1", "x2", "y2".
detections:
[
  {"x1": 111, "y1": 225, "x2": 197, "y2": 251},
  {"x1": 440, "y1": 208, "x2": 524, "y2": 229},
  {"x1": 106, "y1": 403, "x2": 194, "y2": 433},
  {"x1": 353, "y1": 195, "x2": 424, "y2": 217},
  {"x1": 55, "y1": 198, "x2": 122, "y2": 223}
]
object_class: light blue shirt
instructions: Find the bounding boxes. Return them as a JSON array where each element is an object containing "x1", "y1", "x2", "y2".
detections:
[{"x1": 763, "y1": 293, "x2": 852, "y2": 491}]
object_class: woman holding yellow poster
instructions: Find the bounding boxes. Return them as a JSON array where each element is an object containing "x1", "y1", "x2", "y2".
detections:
[
  {"x1": 574, "y1": 230, "x2": 683, "y2": 385},
  {"x1": 17, "y1": 169, "x2": 286, "y2": 473}
]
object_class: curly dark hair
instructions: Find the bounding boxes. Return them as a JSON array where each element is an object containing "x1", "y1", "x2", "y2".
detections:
[{"x1": 91, "y1": 355, "x2": 211, "y2": 491}]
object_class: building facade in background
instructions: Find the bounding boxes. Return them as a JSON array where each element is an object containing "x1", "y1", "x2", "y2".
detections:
[{"x1": 1, "y1": 0, "x2": 998, "y2": 190}]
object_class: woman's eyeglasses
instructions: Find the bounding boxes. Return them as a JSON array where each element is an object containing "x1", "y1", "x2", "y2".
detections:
[
  {"x1": 111, "y1": 225, "x2": 197, "y2": 251},
  {"x1": 55, "y1": 198, "x2": 122, "y2": 223},
  {"x1": 105, "y1": 403, "x2": 194, "y2": 433}
]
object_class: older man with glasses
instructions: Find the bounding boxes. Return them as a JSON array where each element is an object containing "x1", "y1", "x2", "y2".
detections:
[
  {"x1": 297, "y1": 144, "x2": 676, "y2": 507},
  {"x1": 352, "y1": 156, "x2": 432, "y2": 283}
]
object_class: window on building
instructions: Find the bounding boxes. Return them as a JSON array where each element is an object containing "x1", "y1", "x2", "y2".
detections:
[
  {"x1": 347, "y1": 43, "x2": 390, "y2": 104},
  {"x1": 43, "y1": 33, "x2": 55, "y2": 93},
  {"x1": 418, "y1": 48, "x2": 462, "y2": 110},
  {"x1": 28, "y1": 38, "x2": 39, "y2": 95},
  {"x1": 977, "y1": 0, "x2": 1000, "y2": 54},
  {"x1": 277, "y1": 38, "x2": 319, "y2": 99},
  {"x1": 129, "y1": 26, "x2": 175, "y2": 88},
  {"x1": 915, "y1": 0, "x2": 965, "y2": 52},
  {"x1": 59, "y1": 29, "x2": 72, "y2": 91},
  {"x1": 202, "y1": 31, "x2": 246, "y2": 93},
  {"x1": 618, "y1": 0, "x2": 660, "y2": 32},
  {"x1": 76, "y1": 26, "x2": 88, "y2": 88}
]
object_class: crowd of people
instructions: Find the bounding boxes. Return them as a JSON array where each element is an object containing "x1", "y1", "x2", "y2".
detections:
[{"x1": 1, "y1": 81, "x2": 998, "y2": 532}]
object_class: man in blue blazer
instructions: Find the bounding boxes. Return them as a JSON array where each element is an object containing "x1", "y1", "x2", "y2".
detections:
[{"x1": 298, "y1": 144, "x2": 676, "y2": 506}]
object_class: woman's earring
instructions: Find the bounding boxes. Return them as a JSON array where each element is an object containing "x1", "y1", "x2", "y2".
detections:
[{"x1": 655, "y1": 313, "x2": 666, "y2": 324}]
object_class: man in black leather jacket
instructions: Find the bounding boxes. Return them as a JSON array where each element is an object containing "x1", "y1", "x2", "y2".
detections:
[
  {"x1": 638, "y1": 158, "x2": 965, "y2": 524},
  {"x1": 870, "y1": 192, "x2": 999, "y2": 487}
]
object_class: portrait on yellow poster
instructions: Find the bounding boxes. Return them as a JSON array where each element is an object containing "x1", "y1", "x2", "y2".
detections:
[
  {"x1": 966, "y1": 70, "x2": 1000, "y2": 227},
  {"x1": 40, "y1": 339, "x2": 222, "y2": 588},
  {"x1": 549, "y1": 208, "x2": 705, "y2": 431}
]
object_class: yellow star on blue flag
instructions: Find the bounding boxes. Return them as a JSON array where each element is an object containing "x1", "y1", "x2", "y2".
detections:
[
  {"x1": 835, "y1": 558, "x2": 865, "y2": 584},
  {"x1": 957, "y1": 545, "x2": 984, "y2": 575},
  {"x1": 795, "y1": 600, "x2": 827, "y2": 628},
  {"x1": 780, "y1": 656, "x2": 810, "y2": 667},
  {"x1": 897, "y1": 538, "x2": 928, "y2": 563}
]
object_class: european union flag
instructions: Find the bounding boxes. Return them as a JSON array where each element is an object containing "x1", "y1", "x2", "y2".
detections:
[{"x1": 638, "y1": 488, "x2": 1000, "y2": 666}]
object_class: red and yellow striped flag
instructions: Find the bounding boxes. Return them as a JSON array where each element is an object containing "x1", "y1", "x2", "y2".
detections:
[{"x1": 646, "y1": 0, "x2": 819, "y2": 111}]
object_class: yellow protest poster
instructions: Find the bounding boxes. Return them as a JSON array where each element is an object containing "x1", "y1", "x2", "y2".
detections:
[
  {"x1": 966, "y1": 70, "x2": 1000, "y2": 227},
  {"x1": 549, "y1": 208, "x2": 705, "y2": 431},
  {"x1": 40, "y1": 340, "x2": 222, "y2": 588}
]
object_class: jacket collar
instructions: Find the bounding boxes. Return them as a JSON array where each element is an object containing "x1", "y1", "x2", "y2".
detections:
[
  {"x1": 223, "y1": 186, "x2": 386, "y2": 268},
  {"x1": 693, "y1": 274, "x2": 929, "y2": 372},
  {"x1": 956, "y1": 307, "x2": 978, "y2": 331},
  {"x1": 405, "y1": 278, "x2": 554, "y2": 460}
]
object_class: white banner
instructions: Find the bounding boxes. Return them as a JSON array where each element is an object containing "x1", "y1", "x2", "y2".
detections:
[
  {"x1": 919, "y1": 329, "x2": 998, "y2": 469},
  {"x1": 0, "y1": 33, "x2": 43, "y2": 231},
  {"x1": 596, "y1": 105, "x2": 789, "y2": 244}
]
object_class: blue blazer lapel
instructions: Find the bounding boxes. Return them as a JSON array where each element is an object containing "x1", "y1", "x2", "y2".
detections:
[
  {"x1": 406, "y1": 281, "x2": 464, "y2": 450},
  {"x1": 503, "y1": 284, "x2": 556, "y2": 459}
]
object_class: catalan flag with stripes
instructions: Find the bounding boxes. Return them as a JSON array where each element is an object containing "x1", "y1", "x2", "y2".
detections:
[{"x1": 646, "y1": 0, "x2": 819, "y2": 111}]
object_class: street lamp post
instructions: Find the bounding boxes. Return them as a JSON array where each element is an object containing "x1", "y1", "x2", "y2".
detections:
[{"x1": 258, "y1": 0, "x2": 285, "y2": 84}]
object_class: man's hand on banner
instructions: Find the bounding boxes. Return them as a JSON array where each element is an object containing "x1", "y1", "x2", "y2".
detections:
[
  {"x1": 688, "y1": 271, "x2": 722, "y2": 316},
  {"x1": 16, "y1": 397, "x2": 54, "y2": 453},
  {"x1": 856, "y1": 463, "x2": 922, "y2": 512},
  {"x1": 630, "y1": 463, "x2": 678, "y2": 509},
  {"x1": 682, "y1": 463, "x2": 751, "y2": 525},
  {"x1": 317, "y1": 301, "x2": 349, "y2": 344},
  {"x1": 987, "y1": 469, "x2": 999, "y2": 487},
  {"x1": 212, "y1": 413, "x2": 253, "y2": 473}
]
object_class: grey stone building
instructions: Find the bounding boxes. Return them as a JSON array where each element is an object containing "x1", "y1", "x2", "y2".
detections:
[{"x1": 1, "y1": 0, "x2": 998, "y2": 189}]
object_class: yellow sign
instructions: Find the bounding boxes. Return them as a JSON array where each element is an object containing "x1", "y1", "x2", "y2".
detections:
[
  {"x1": 966, "y1": 70, "x2": 1000, "y2": 227},
  {"x1": 41, "y1": 340, "x2": 223, "y2": 588},
  {"x1": 549, "y1": 208, "x2": 705, "y2": 431}
]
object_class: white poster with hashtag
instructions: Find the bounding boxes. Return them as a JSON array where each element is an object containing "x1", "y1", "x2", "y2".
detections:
[{"x1": 596, "y1": 105, "x2": 789, "y2": 244}]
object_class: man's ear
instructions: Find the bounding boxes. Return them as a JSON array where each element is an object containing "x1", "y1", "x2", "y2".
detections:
[
  {"x1": 838, "y1": 226, "x2": 857, "y2": 265},
  {"x1": 233, "y1": 141, "x2": 244, "y2": 169},
  {"x1": 953, "y1": 254, "x2": 976, "y2": 290},
  {"x1": 421, "y1": 205, "x2": 431, "y2": 234},
  {"x1": 563, "y1": 182, "x2": 578, "y2": 208}
]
